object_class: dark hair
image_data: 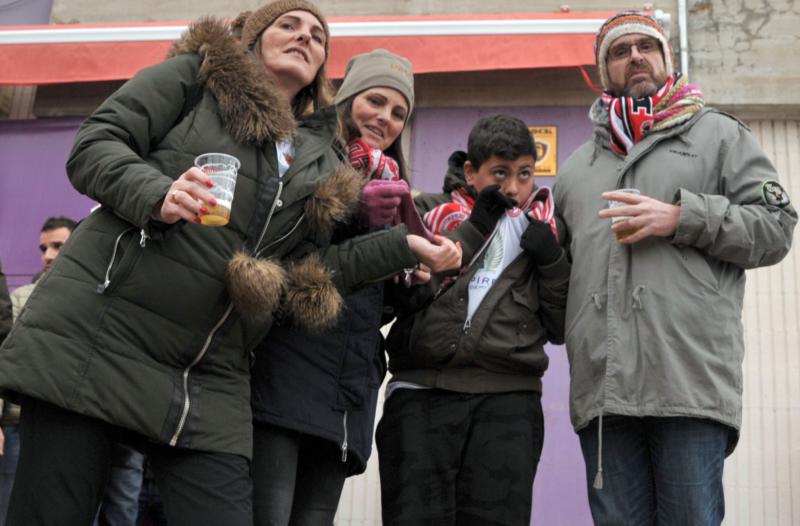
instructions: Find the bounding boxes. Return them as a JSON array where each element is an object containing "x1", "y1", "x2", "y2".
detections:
[
  {"x1": 467, "y1": 114, "x2": 537, "y2": 170},
  {"x1": 41, "y1": 216, "x2": 77, "y2": 233},
  {"x1": 335, "y1": 96, "x2": 410, "y2": 182}
]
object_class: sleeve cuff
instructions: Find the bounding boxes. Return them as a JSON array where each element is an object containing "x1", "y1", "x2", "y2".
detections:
[
  {"x1": 537, "y1": 249, "x2": 571, "y2": 278},
  {"x1": 672, "y1": 187, "x2": 704, "y2": 247}
]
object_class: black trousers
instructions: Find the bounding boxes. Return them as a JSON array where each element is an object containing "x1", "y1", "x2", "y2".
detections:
[
  {"x1": 251, "y1": 422, "x2": 348, "y2": 526},
  {"x1": 5, "y1": 397, "x2": 252, "y2": 526},
  {"x1": 377, "y1": 389, "x2": 544, "y2": 526}
]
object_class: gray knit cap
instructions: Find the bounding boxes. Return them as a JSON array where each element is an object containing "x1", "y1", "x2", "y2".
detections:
[{"x1": 334, "y1": 49, "x2": 414, "y2": 115}]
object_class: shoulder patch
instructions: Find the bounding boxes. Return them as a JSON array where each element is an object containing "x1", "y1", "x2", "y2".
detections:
[{"x1": 761, "y1": 180, "x2": 791, "y2": 208}]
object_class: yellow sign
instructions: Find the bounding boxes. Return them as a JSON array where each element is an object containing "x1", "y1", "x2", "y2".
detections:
[{"x1": 529, "y1": 126, "x2": 557, "y2": 177}]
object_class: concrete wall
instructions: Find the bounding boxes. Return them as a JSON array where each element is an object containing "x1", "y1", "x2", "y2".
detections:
[
  {"x1": 45, "y1": 0, "x2": 799, "y2": 116},
  {"x1": 50, "y1": 0, "x2": 642, "y2": 22},
  {"x1": 688, "y1": 0, "x2": 800, "y2": 118}
]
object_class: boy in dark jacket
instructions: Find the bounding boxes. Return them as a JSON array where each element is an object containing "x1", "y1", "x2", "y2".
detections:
[{"x1": 377, "y1": 114, "x2": 570, "y2": 525}]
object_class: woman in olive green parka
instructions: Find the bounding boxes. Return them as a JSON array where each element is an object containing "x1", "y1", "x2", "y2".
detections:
[{"x1": 0, "y1": 2, "x2": 381, "y2": 525}]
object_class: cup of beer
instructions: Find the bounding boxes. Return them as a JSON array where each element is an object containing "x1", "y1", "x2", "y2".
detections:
[
  {"x1": 608, "y1": 188, "x2": 641, "y2": 242},
  {"x1": 194, "y1": 153, "x2": 240, "y2": 227}
]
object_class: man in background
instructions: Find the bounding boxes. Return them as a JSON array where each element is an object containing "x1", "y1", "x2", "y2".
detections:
[
  {"x1": 9, "y1": 216, "x2": 77, "y2": 318},
  {"x1": 2, "y1": 216, "x2": 77, "y2": 524}
]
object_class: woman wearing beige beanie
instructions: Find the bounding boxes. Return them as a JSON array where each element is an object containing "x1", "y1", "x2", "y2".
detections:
[
  {"x1": 0, "y1": 1, "x2": 370, "y2": 525},
  {"x1": 249, "y1": 49, "x2": 461, "y2": 525}
]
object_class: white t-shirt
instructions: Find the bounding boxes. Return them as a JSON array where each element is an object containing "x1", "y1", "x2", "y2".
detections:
[
  {"x1": 276, "y1": 140, "x2": 295, "y2": 177},
  {"x1": 466, "y1": 208, "x2": 529, "y2": 321}
]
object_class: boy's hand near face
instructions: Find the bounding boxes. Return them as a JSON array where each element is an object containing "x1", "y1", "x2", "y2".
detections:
[
  {"x1": 521, "y1": 219, "x2": 562, "y2": 266},
  {"x1": 468, "y1": 184, "x2": 517, "y2": 235}
]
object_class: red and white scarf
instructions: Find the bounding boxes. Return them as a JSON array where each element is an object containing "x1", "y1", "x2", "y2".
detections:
[
  {"x1": 424, "y1": 186, "x2": 558, "y2": 239},
  {"x1": 348, "y1": 138, "x2": 434, "y2": 241},
  {"x1": 347, "y1": 139, "x2": 400, "y2": 181},
  {"x1": 603, "y1": 73, "x2": 704, "y2": 155}
]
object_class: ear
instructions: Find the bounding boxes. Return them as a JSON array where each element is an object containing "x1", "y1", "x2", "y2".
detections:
[{"x1": 464, "y1": 160, "x2": 476, "y2": 186}]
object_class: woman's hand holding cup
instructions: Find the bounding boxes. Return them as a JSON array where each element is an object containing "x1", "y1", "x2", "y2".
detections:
[{"x1": 152, "y1": 167, "x2": 217, "y2": 225}]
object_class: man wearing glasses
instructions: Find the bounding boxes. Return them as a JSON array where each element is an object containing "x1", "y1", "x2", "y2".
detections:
[{"x1": 553, "y1": 11, "x2": 796, "y2": 525}]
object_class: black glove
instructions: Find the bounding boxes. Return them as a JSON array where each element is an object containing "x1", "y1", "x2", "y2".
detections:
[
  {"x1": 520, "y1": 219, "x2": 562, "y2": 266},
  {"x1": 468, "y1": 184, "x2": 517, "y2": 236}
]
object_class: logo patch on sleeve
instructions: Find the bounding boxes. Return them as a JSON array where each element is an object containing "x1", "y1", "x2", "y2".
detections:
[{"x1": 762, "y1": 180, "x2": 791, "y2": 208}]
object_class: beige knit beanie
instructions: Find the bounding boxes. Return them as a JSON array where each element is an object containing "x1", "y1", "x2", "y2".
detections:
[{"x1": 334, "y1": 49, "x2": 415, "y2": 116}]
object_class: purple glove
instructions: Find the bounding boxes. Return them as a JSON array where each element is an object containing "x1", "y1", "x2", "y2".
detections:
[{"x1": 360, "y1": 179, "x2": 409, "y2": 227}]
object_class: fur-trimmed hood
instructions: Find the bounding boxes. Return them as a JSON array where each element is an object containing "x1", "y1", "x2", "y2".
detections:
[{"x1": 168, "y1": 17, "x2": 296, "y2": 144}]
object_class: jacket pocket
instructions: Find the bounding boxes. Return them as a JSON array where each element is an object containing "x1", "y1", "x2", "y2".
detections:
[
  {"x1": 473, "y1": 284, "x2": 546, "y2": 374},
  {"x1": 563, "y1": 290, "x2": 607, "y2": 406},
  {"x1": 564, "y1": 290, "x2": 606, "y2": 341},
  {"x1": 676, "y1": 246, "x2": 720, "y2": 291},
  {"x1": 508, "y1": 286, "x2": 541, "y2": 353}
]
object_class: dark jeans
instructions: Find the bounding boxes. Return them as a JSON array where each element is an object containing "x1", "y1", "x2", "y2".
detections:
[
  {"x1": 376, "y1": 389, "x2": 544, "y2": 526},
  {"x1": 137, "y1": 464, "x2": 167, "y2": 526},
  {"x1": 252, "y1": 422, "x2": 348, "y2": 526},
  {"x1": 6, "y1": 397, "x2": 252, "y2": 526},
  {"x1": 0, "y1": 424, "x2": 20, "y2": 526},
  {"x1": 579, "y1": 415, "x2": 729, "y2": 526},
  {"x1": 95, "y1": 443, "x2": 145, "y2": 526}
]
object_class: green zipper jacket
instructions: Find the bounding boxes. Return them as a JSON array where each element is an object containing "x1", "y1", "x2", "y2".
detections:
[
  {"x1": 0, "y1": 19, "x2": 403, "y2": 459},
  {"x1": 386, "y1": 212, "x2": 570, "y2": 393}
]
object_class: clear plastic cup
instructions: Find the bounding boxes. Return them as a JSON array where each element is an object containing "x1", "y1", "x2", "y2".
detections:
[
  {"x1": 194, "y1": 153, "x2": 240, "y2": 227},
  {"x1": 608, "y1": 188, "x2": 640, "y2": 242}
]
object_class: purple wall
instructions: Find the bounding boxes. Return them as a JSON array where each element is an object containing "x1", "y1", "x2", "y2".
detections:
[
  {"x1": 0, "y1": 0, "x2": 54, "y2": 25},
  {"x1": 410, "y1": 106, "x2": 593, "y2": 526},
  {"x1": 0, "y1": 118, "x2": 92, "y2": 289}
]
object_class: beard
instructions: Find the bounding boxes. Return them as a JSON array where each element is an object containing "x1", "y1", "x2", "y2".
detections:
[
  {"x1": 622, "y1": 65, "x2": 667, "y2": 98},
  {"x1": 625, "y1": 79, "x2": 659, "y2": 98}
]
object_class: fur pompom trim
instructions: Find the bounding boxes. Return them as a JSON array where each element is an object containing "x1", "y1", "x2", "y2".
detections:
[
  {"x1": 304, "y1": 163, "x2": 363, "y2": 232},
  {"x1": 226, "y1": 251, "x2": 287, "y2": 321},
  {"x1": 283, "y1": 253, "x2": 342, "y2": 332},
  {"x1": 168, "y1": 17, "x2": 296, "y2": 144}
]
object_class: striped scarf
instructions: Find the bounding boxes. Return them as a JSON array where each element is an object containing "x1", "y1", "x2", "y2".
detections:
[
  {"x1": 602, "y1": 73, "x2": 704, "y2": 155},
  {"x1": 424, "y1": 186, "x2": 558, "y2": 239}
]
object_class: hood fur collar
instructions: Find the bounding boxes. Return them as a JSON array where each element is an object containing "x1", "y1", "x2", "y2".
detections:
[{"x1": 168, "y1": 17, "x2": 296, "y2": 144}]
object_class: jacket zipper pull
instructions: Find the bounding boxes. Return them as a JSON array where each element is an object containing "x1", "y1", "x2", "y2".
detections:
[
  {"x1": 463, "y1": 318, "x2": 472, "y2": 332},
  {"x1": 139, "y1": 229, "x2": 150, "y2": 248},
  {"x1": 96, "y1": 229, "x2": 130, "y2": 294},
  {"x1": 96, "y1": 279, "x2": 111, "y2": 294},
  {"x1": 340, "y1": 411, "x2": 348, "y2": 463}
]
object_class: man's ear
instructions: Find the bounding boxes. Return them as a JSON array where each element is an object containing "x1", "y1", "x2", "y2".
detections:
[{"x1": 464, "y1": 160, "x2": 476, "y2": 186}]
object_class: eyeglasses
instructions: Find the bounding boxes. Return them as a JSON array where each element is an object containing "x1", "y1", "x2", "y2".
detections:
[{"x1": 607, "y1": 38, "x2": 661, "y2": 61}]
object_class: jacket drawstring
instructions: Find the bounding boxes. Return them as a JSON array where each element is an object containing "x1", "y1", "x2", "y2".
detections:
[
  {"x1": 631, "y1": 285, "x2": 645, "y2": 310},
  {"x1": 593, "y1": 409, "x2": 604, "y2": 490},
  {"x1": 592, "y1": 293, "x2": 603, "y2": 310},
  {"x1": 591, "y1": 292, "x2": 605, "y2": 489},
  {"x1": 340, "y1": 410, "x2": 349, "y2": 463}
]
